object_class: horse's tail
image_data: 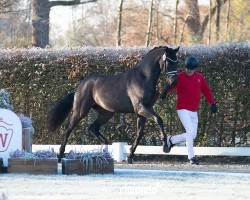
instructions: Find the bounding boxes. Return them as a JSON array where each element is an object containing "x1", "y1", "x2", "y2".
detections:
[{"x1": 47, "y1": 92, "x2": 75, "y2": 132}]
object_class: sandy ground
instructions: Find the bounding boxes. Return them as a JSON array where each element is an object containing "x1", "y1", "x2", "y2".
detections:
[{"x1": 1, "y1": 162, "x2": 250, "y2": 200}]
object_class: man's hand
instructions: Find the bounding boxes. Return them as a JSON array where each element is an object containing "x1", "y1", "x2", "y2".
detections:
[
  {"x1": 210, "y1": 104, "x2": 217, "y2": 113},
  {"x1": 161, "y1": 84, "x2": 172, "y2": 100}
]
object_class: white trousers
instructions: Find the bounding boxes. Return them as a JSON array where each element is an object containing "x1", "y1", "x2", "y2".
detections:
[{"x1": 171, "y1": 109, "x2": 198, "y2": 159}]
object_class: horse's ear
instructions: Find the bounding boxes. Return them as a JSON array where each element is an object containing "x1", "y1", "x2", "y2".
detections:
[{"x1": 174, "y1": 46, "x2": 180, "y2": 53}]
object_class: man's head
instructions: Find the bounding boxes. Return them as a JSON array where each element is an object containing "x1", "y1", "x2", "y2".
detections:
[{"x1": 185, "y1": 56, "x2": 198, "y2": 76}]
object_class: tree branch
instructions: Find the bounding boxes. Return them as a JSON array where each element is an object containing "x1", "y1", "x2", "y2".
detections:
[
  {"x1": 0, "y1": 9, "x2": 29, "y2": 14},
  {"x1": 199, "y1": 0, "x2": 228, "y2": 37},
  {"x1": 50, "y1": 0, "x2": 98, "y2": 8},
  {"x1": 199, "y1": 5, "x2": 217, "y2": 36}
]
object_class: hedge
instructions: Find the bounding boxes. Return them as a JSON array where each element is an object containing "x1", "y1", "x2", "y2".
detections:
[{"x1": 0, "y1": 43, "x2": 249, "y2": 147}]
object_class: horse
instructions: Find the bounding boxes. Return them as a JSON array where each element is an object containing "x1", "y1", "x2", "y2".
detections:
[{"x1": 47, "y1": 46, "x2": 180, "y2": 164}]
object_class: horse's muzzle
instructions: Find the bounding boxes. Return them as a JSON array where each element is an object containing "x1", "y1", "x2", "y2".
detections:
[{"x1": 171, "y1": 74, "x2": 178, "y2": 86}]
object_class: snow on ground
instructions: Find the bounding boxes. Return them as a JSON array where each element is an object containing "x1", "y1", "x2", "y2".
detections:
[{"x1": 1, "y1": 168, "x2": 250, "y2": 200}]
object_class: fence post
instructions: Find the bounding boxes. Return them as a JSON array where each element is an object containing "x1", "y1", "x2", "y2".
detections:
[{"x1": 112, "y1": 142, "x2": 128, "y2": 162}]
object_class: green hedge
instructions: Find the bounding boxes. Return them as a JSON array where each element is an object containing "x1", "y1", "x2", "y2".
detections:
[{"x1": 0, "y1": 43, "x2": 249, "y2": 147}]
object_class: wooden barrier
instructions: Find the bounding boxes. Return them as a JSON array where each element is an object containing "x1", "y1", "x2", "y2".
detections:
[
  {"x1": 32, "y1": 143, "x2": 250, "y2": 163},
  {"x1": 8, "y1": 158, "x2": 58, "y2": 174}
]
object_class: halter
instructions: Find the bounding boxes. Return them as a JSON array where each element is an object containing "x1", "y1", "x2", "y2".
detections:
[
  {"x1": 162, "y1": 53, "x2": 178, "y2": 75},
  {"x1": 166, "y1": 71, "x2": 177, "y2": 75}
]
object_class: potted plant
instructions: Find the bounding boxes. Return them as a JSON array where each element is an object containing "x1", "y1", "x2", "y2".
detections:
[
  {"x1": 8, "y1": 149, "x2": 58, "y2": 174},
  {"x1": 0, "y1": 89, "x2": 13, "y2": 110},
  {"x1": 62, "y1": 147, "x2": 114, "y2": 175}
]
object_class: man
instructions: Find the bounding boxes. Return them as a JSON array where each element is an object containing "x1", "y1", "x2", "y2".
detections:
[{"x1": 161, "y1": 56, "x2": 217, "y2": 165}]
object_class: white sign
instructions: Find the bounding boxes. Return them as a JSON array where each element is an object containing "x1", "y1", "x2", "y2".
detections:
[{"x1": 0, "y1": 109, "x2": 22, "y2": 166}]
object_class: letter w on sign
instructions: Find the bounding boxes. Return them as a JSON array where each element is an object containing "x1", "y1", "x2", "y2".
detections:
[
  {"x1": 0, "y1": 127, "x2": 13, "y2": 152},
  {"x1": 0, "y1": 133, "x2": 8, "y2": 147}
]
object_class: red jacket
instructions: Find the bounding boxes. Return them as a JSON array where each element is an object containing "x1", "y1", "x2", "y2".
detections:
[{"x1": 165, "y1": 71, "x2": 215, "y2": 112}]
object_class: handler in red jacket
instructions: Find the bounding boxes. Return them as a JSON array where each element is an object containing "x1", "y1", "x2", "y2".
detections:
[{"x1": 161, "y1": 56, "x2": 217, "y2": 165}]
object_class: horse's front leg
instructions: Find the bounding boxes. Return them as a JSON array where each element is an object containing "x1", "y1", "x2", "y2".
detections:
[
  {"x1": 127, "y1": 116, "x2": 146, "y2": 164},
  {"x1": 156, "y1": 115, "x2": 170, "y2": 153},
  {"x1": 151, "y1": 114, "x2": 170, "y2": 153},
  {"x1": 137, "y1": 105, "x2": 170, "y2": 153}
]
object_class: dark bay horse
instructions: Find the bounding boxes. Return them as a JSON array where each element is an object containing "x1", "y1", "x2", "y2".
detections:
[{"x1": 47, "y1": 46, "x2": 180, "y2": 163}]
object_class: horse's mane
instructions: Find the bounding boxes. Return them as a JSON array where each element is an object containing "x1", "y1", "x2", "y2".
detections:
[
  {"x1": 146, "y1": 46, "x2": 166, "y2": 55},
  {"x1": 133, "y1": 46, "x2": 167, "y2": 68},
  {"x1": 137, "y1": 46, "x2": 166, "y2": 67}
]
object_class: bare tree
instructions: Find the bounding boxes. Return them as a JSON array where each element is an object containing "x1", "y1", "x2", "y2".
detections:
[
  {"x1": 184, "y1": 0, "x2": 201, "y2": 39},
  {"x1": 31, "y1": 0, "x2": 97, "y2": 48},
  {"x1": 117, "y1": 0, "x2": 124, "y2": 46},
  {"x1": 173, "y1": 0, "x2": 179, "y2": 44},
  {"x1": 119, "y1": 2, "x2": 148, "y2": 46},
  {"x1": 215, "y1": 0, "x2": 221, "y2": 41},
  {"x1": 62, "y1": 1, "x2": 116, "y2": 47},
  {"x1": 208, "y1": 0, "x2": 212, "y2": 44},
  {"x1": 0, "y1": 1, "x2": 32, "y2": 47},
  {"x1": 0, "y1": 0, "x2": 19, "y2": 13},
  {"x1": 182, "y1": 0, "x2": 228, "y2": 43},
  {"x1": 199, "y1": 0, "x2": 227, "y2": 39},
  {"x1": 145, "y1": 0, "x2": 153, "y2": 46},
  {"x1": 179, "y1": 10, "x2": 191, "y2": 43},
  {"x1": 225, "y1": 0, "x2": 230, "y2": 40}
]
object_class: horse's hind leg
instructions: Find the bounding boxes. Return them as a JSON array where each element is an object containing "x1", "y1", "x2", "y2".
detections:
[
  {"x1": 58, "y1": 99, "x2": 93, "y2": 162},
  {"x1": 58, "y1": 111, "x2": 82, "y2": 162},
  {"x1": 127, "y1": 115, "x2": 146, "y2": 164},
  {"x1": 88, "y1": 109, "x2": 114, "y2": 145}
]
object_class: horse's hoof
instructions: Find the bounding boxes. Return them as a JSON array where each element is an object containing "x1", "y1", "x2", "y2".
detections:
[
  {"x1": 127, "y1": 157, "x2": 133, "y2": 164},
  {"x1": 163, "y1": 145, "x2": 170, "y2": 153},
  {"x1": 57, "y1": 154, "x2": 62, "y2": 163}
]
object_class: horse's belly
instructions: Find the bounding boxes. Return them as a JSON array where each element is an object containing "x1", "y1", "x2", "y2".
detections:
[{"x1": 96, "y1": 96, "x2": 134, "y2": 113}]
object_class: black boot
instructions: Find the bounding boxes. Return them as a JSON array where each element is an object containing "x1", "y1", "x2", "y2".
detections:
[
  {"x1": 189, "y1": 157, "x2": 199, "y2": 165},
  {"x1": 167, "y1": 136, "x2": 175, "y2": 151}
]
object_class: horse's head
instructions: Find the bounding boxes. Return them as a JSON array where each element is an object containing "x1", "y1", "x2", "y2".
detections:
[{"x1": 160, "y1": 46, "x2": 180, "y2": 87}]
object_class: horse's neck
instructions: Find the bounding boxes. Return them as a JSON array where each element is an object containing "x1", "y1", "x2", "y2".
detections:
[{"x1": 140, "y1": 51, "x2": 162, "y2": 84}]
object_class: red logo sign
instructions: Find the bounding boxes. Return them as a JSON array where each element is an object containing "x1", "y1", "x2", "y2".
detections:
[
  {"x1": 0, "y1": 109, "x2": 22, "y2": 167},
  {"x1": 0, "y1": 122, "x2": 14, "y2": 152}
]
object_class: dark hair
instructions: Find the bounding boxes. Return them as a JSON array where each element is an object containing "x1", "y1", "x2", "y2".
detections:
[{"x1": 185, "y1": 56, "x2": 199, "y2": 70}]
